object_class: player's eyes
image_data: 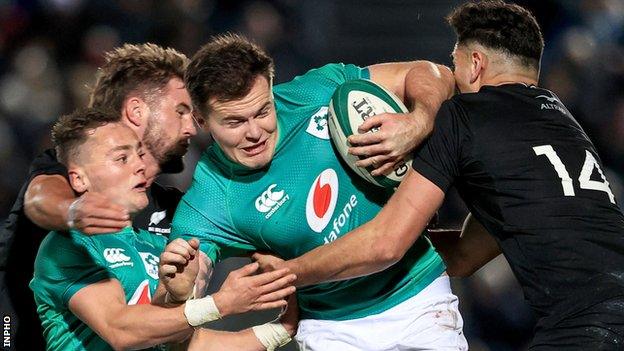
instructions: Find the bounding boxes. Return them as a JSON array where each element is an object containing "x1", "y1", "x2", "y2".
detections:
[
  {"x1": 257, "y1": 107, "x2": 271, "y2": 118},
  {"x1": 227, "y1": 120, "x2": 243, "y2": 127},
  {"x1": 116, "y1": 155, "x2": 128, "y2": 163}
]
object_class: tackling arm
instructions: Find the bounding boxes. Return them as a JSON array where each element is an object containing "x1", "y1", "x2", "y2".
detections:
[
  {"x1": 24, "y1": 174, "x2": 78, "y2": 231},
  {"x1": 285, "y1": 169, "x2": 445, "y2": 287},
  {"x1": 428, "y1": 213, "x2": 501, "y2": 277},
  {"x1": 24, "y1": 174, "x2": 130, "y2": 234}
]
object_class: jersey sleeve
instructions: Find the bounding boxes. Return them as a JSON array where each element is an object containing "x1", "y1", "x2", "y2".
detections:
[
  {"x1": 274, "y1": 63, "x2": 369, "y2": 108},
  {"x1": 411, "y1": 99, "x2": 471, "y2": 192},
  {"x1": 31, "y1": 232, "x2": 113, "y2": 308},
  {"x1": 171, "y1": 197, "x2": 256, "y2": 264},
  {"x1": 28, "y1": 148, "x2": 68, "y2": 182}
]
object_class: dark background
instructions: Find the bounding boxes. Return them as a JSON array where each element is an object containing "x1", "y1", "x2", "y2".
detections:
[{"x1": 1, "y1": 0, "x2": 623, "y2": 350}]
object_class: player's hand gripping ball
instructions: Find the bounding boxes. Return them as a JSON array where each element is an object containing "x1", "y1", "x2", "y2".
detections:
[{"x1": 328, "y1": 79, "x2": 412, "y2": 187}]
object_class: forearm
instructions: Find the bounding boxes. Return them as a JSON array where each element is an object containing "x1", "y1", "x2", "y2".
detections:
[
  {"x1": 285, "y1": 170, "x2": 444, "y2": 287},
  {"x1": 286, "y1": 219, "x2": 398, "y2": 287},
  {"x1": 403, "y1": 62, "x2": 455, "y2": 130},
  {"x1": 101, "y1": 304, "x2": 193, "y2": 350},
  {"x1": 426, "y1": 229, "x2": 464, "y2": 276},
  {"x1": 428, "y1": 215, "x2": 502, "y2": 277},
  {"x1": 24, "y1": 175, "x2": 75, "y2": 230},
  {"x1": 189, "y1": 329, "x2": 265, "y2": 351}
]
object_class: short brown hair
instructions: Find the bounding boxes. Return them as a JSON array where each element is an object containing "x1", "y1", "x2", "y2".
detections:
[
  {"x1": 89, "y1": 43, "x2": 188, "y2": 112},
  {"x1": 52, "y1": 108, "x2": 120, "y2": 165},
  {"x1": 185, "y1": 33, "x2": 274, "y2": 116},
  {"x1": 447, "y1": 0, "x2": 544, "y2": 69}
]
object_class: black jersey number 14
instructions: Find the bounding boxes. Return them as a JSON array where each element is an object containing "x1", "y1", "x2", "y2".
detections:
[{"x1": 533, "y1": 145, "x2": 615, "y2": 204}]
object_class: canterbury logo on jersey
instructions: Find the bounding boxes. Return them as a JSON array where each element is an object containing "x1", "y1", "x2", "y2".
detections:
[
  {"x1": 255, "y1": 184, "x2": 290, "y2": 219},
  {"x1": 104, "y1": 248, "x2": 134, "y2": 268},
  {"x1": 306, "y1": 107, "x2": 330, "y2": 140}
]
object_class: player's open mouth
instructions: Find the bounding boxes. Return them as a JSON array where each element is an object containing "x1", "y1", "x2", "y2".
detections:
[
  {"x1": 133, "y1": 181, "x2": 147, "y2": 192},
  {"x1": 242, "y1": 140, "x2": 267, "y2": 156}
]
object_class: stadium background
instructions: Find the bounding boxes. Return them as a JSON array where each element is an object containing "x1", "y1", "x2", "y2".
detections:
[{"x1": 1, "y1": 0, "x2": 623, "y2": 350}]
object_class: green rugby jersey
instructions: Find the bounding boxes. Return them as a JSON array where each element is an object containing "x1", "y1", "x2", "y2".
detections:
[
  {"x1": 29, "y1": 227, "x2": 166, "y2": 351},
  {"x1": 172, "y1": 63, "x2": 445, "y2": 320}
]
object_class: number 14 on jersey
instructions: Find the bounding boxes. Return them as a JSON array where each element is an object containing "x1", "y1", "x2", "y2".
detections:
[{"x1": 533, "y1": 145, "x2": 616, "y2": 204}]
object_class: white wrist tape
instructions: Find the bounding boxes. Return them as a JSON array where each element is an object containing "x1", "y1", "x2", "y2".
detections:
[
  {"x1": 67, "y1": 199, "x2": 80, "y2": 229},
  {"x1": 183, "y1": 295, "x2": 221, "y2": 327},
  {"x1": 252, "y1": 322, "x2": 291, "y2": 351}
]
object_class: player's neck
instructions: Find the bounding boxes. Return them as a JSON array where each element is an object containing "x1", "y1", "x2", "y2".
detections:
[{"x1": 483, "y1": 71, "x2": 538, "y2": 88}]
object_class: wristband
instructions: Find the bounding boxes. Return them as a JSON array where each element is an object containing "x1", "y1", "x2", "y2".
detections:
[
  {"x1": 252, "y1": 322, "x2": 291, "y2": 350},
  {"x1": 184, "y1": 295, "x2": 221, "y2": 327},
  {"x1": 67, "y1": 198, "x2": 80, "y2": 229}
]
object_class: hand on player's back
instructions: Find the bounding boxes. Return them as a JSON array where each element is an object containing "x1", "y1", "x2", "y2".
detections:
[
  {"x1": 212, "y1": 262, "x2": 296, "y2": 317},
  {"x1": 251, "y1": 251, "x2": 286, "y2": 273},
  {"x1": 69, "y1": 192, "x2": 130, "y2": 234},
  {"x1": 348, "y1": 111, "x2": 432, "y2": 176},
  {"x1": 159, "y1": 238, "x2": 200, "y2": 302}
]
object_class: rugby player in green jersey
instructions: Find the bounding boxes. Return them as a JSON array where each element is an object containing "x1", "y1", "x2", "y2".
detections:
[
  {"x1": 30, "y1": 108, "x2": 298, "y2": 351},
  {"x1": 172, "y1": 34, "x2": 465, "y2": 350}
]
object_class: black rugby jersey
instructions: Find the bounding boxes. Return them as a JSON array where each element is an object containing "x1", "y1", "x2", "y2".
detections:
[{"x1": 412, "y1": 84, "x2": 624, "y2": 330}]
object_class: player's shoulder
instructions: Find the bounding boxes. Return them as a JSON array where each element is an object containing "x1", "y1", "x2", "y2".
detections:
[
  {"x1": 275, "y1": 63, "x2": 365, "y2": 93},
  {"x1": 441, "y1": 90, "x2": 503, "y2": 125},
  {"x1": 181, "y1": 148, "x2": 230, "y2": 208},
  {"x1": 35, "y1": 231, "x2": 92, "y2": 271}
]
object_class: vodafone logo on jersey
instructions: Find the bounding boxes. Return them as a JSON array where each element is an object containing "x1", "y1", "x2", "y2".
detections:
[
  {"x1": 306, "y1": 169, "x2": 339, "y2": 233},
  {"x1": 128, "y1": 279, "x2": 151, "y2": 305}
]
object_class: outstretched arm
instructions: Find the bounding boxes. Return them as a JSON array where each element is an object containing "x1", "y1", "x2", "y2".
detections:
[
  {"x1": 348, "y1": 61, "x2": 455, "y2": 175},
  {"x1": 428, "y1": 213, "x2": 502, "y2": 277},
  {"x1": 70, "y1": 266, "x2": 296, "y2": 351},
  {"x1": 69, "y1": 279, "x2": 194, "y2": 350},
  {"x1": 24, "y1": 174, "x2": 130, "y2": 233}
]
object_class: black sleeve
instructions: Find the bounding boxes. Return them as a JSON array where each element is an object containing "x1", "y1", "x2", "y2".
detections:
[
  {"x1": 411, "y1": 99, "x2": 470, "y2": 192},
  {"x1": 27, "y1": 149, "x2": 68, "y2": 183}
]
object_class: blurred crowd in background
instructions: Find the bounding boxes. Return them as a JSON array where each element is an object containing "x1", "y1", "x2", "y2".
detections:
[{"x1": 1, "y1": 0, "x2": 623, "y2": 350}]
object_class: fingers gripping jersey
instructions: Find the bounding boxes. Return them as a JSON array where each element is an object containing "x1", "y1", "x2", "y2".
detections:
[
  {"x1": 29, "y1": 228, "x2": 165, "y2": 351},
  {"x1": 172, "y1": 63, "x2": 444, "y2": 320}
]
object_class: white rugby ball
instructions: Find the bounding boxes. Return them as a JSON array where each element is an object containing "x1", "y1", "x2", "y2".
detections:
[{"x1": 328, "y1": 79, "x2": 412, "y2": 188}]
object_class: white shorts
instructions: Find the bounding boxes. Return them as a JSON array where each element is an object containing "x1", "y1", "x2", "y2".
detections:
[{"x1": 295, "y1": 275, "x2": 468, "y2": 351}]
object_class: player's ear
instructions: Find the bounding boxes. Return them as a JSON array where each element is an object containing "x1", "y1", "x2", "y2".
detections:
[
  {"x1": 124, "y1": 96, "x2": 149, "y2": 131},
  {"x1": 68, "y1": 167, "x2": 89, "y2": 193},
  {"x1": 469, "y1": 50, "x2": 486, "y2": 84}
]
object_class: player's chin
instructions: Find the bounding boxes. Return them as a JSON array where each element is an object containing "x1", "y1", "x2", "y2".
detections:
[
  {"x1": 130, "y1": 194, "x2": 149, "y2": 214},
  {"x1": 240, "y1": 151, "x2": 273, "y2": 169}
]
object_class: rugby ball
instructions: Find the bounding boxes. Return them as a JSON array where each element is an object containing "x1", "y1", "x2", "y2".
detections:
[{"x1": 328, "y1": 79, "x2": 412, "y2": 187}]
